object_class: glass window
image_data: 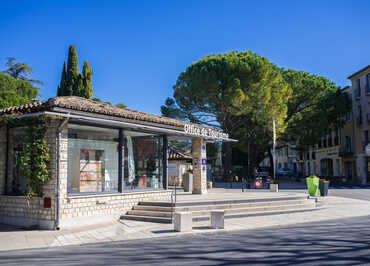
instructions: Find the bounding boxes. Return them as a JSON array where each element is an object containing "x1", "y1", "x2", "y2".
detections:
[
  {"x1": 67, "y1": 124, "x2": 119, "y2": 194},
  {"x1": 123, "y1": 130, "x2": 164, "y2": 191},
  {"x1": 356, "y1": 79, "x2": 361, "y2": 98}
]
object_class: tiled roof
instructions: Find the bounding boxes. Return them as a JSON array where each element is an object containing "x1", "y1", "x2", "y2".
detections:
[{"x1": 0, "y1": 96, "x2": 213, "y2": 131}]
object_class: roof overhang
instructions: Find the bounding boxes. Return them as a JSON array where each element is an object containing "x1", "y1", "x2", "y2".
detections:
[
  {"x1": 8, "y1": 110, "x2": 238, "y2": 142},
  {"x1": 347, "y1": 65, "x2": 370, "y2": 80}
]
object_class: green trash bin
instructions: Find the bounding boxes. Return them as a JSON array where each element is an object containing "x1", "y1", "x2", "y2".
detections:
[{"x1": 306, "y1": 176, "x2": 320, "y2": 196}]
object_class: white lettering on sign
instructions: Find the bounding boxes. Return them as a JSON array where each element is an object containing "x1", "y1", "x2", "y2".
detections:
[{"x1": 184, "y1": 124, "x2": 229, "y2": 140}]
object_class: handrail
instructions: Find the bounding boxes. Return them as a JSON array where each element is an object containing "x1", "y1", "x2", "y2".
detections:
[{"x1": 171, "y1": 178, "x2": 177, "y2": 223}]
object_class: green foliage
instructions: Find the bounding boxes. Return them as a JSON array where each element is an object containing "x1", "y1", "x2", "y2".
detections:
[
  {"x1": 115, "y1": 103, "x2": 127, "y2": 109},
  {"x1": 2, "y1": 57, "x2": 43, "y2": 85},
  {"x1": 0, "y1": 72, "x2": 39, "y2": 109},
  {"x1": 162, "y1": 51, "x2": 289, "y2": 133},
  {"x1": 92, "y1": 97, "x2": 127, "y2": 108},
  {"x1": 162, "y1": 51, "x2": 289, "y2": 175},
  {"x1": 81, "y1": 61, "x2": 93, "y2": 99},
  {"x1": 57, "y1": 62, "x2": 67, "y2": 96},
  {"x1": 18, "y1": 118, "x2": 51, "y2": 199},
  {"x1": 67, "y1": 45, "x2": 79, "y2": 78},
  {"x1": 281, "y1": 69, "x2": 351, "y2": 147},
  {"x1": 57, "y1": 46, "x2": 93, "y2": 99},
  {"x1": 92, "y1": 97, "x2": 102, "y2": 102}
]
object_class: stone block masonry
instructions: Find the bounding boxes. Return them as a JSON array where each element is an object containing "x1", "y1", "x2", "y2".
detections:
[
  {"x1": 0, "y1": 126, "x2": 6, "y2": 195},
  {"x1": 59, "y1": 190, "x2": 171, "y2": 228},
  {"x1": 192, "y1": 138, "x2": 207, "y2": 194}
]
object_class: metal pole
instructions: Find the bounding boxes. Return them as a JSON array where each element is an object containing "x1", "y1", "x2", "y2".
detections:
[{"x1": 273, "y1": 118, "x2": 276, "y2": 181}]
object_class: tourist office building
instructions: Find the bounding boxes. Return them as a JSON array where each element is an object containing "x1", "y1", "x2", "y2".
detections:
[{"x1": 0, "y1": 96, "x2": 233, "y2": 229}]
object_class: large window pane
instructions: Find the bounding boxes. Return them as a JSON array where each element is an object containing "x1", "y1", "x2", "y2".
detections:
[
  {"x1": 67, "y1": 124, "x2": 119, "y2": 194},
  {"x1": 123, "y1": 130, "x2": 163, "y2": 191}
]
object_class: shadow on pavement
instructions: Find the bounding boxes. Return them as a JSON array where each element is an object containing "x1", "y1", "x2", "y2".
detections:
[{"x1": 1, "y1": 216, "x2": 370, "y2": 265}]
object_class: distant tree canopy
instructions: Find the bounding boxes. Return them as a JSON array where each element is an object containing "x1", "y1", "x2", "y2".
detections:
[
  {"x1": 92, "y1": 97, "x2": 127, "y2": 109},
  {"x1": 2, "y1": 57, "x2": 43, "y2": 86},
  {"x1": 280, "y1": 69, "x2": 351, "y2": 148},
  {"x1": 161, "y1": 50, "x2": 351, "y2": 173},
  {"x1": 57, "y1": 45, "x2": 93, "y2": 99},
  {"x1": 161, "y1": 51, "x2": 290, "y2": 175},
  {"x1": 0, "y1": 72, "x2": 39, "y2": 109}
]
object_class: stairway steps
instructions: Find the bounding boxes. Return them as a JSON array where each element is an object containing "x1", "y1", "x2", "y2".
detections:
[
  {"x1": 133, "y1": 199, "x2": 312, "y2": 212},
  {"x1": 120, "y1": 214, "x2": 172, "y2": 224},
  {"x1": 193, "y1": 206, "x2": 320, "y2": 222},
  {"x1": 139, "y1": 196, "x2": 308, "y2": 207},
  {"x1": 121, "y1": 196, "x2": 317, "y2": 224},
  {"x1": 191, "y1": 202, "x2": 316, "y2": 218},
  {"x1": 127, "y1": 210, "x2": 172, "y2": 218}
]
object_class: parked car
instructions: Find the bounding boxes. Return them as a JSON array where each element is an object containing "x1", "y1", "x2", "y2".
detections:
[{"x1": 278, "y1": 168, "x2": 294, "y2": 177}]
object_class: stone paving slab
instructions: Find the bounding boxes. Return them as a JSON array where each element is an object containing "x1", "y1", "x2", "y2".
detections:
[{"x1": 1, "y1": 191, "x2": 370, "y2": 251}]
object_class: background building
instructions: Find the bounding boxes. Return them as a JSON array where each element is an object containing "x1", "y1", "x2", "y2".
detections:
[{"x1": 348, "y1": 65, "x2": 370, "y2": 185}]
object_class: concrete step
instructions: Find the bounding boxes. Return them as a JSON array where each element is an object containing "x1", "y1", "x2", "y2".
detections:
[
  {"x1": 139, "y1": 195, "x2": 308, "y2": 207},
  {"x1": 193, "y1": 206, "x2": 321, "y2": 222},
  {"x1": 191, "y1": 202, "x2": 316, "y2": 218},
  {"x1": 123, "y1": 196, "x2": 317, "y2": 224},
  {"x1": 134, "y1": 199, "x2": 313, "y2": 212},
  {"x1": 120, "y1": 214, "x2": 172, "y2": 224},
  {"x1": 127, "y1": 210, "x2": 172, "y2": 218}
]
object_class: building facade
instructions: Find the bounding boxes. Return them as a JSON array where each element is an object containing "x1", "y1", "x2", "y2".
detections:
[
  {"x1": 0, "y1": 96, "x2": 234, "y2": 229},
  {"x1": 348, "y1": 65, "x2": 370, "y2": 185}
]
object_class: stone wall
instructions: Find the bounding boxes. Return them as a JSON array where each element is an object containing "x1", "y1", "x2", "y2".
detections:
[
  {"x1": 0, "y1": 196, "x2": 54, "y2": 228},
  {"x1": 0, "y1": 126, "x2": 6, "y2": 195},
  {"x1": 59, "y1": 190, "x2": 171, "y2": 228},
  {"x1": 0, "y1": 118, "x2": 60, "y2": 229}
]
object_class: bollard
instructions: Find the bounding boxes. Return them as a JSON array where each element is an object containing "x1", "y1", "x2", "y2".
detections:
[
  {"x1": 210, "y1": 210, "x2": 224, "y2": 229},
  {"x1": 174, "y1": 212, "x2": 192, "y2": 232},
  {"x1": 270, "y1": 183, "x2": 279, "y2": 192}
]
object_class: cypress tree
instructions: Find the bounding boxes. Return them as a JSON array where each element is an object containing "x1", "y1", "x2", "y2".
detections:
[
  {"x1": 57, "y1": 62, "x2": 66, "y2": 96},
  {"x1": 56, "y1": 45, "x2": 93, "y2": 98},
  {"x1": 75, "y1": 74, "x2": 85, "y2": 97},
  {"x1": 81, "y1": 61, "x2": 93, "y2": 99},
  {"x1": 66, "y1": 45, "x2": 79, "y2": 78}
]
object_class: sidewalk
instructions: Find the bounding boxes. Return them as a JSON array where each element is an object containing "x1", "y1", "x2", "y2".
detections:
[{"x1": 1, "y1": 190, "x2": 370, "y2": 251}]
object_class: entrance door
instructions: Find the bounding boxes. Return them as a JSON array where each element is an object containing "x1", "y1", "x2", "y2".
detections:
[{"x1": 345, "y1": 161, "x2": 353, "y2": 181}]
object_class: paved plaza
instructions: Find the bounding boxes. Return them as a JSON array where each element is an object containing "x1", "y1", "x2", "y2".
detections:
[
  {"x1": 1, "y1": 215, "x2": 370, "y2": 265},
  {"x1": 0, "y1": 188, "x2": 370, "y2": 252}
]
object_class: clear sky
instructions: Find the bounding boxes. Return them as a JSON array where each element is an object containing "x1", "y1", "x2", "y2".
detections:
[{"x1": 1, "y1": 0, "x2": 370, "y2": 115}]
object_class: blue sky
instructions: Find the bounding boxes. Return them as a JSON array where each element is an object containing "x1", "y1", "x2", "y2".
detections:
[{"x1": 1, "y1": 0, "x2": 370, "y2": 114}]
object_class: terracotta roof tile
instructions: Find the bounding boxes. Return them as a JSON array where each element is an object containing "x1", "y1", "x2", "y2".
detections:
[{"x1": 0, "y1": 96, "x2": 220, "y2": 133}]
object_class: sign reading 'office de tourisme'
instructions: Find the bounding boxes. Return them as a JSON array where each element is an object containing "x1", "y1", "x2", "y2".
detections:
[{"x1": 184, "y1": 124, "x2": 229, "y2": 140}]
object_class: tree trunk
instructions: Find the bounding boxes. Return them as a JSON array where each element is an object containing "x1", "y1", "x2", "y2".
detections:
[
  {"x1": 268, "y1": 149, "x2": 274, "y2": 178},
  {"x1": 224, "y1": 142, "x2": 232, "y2": 181}
]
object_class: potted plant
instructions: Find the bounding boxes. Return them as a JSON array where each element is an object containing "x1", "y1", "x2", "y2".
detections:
[
  {"x1": 306, "y1": 175, "x2": 320, "y2": 197},
  {"x1": 319, "y1": 178, "x2": 330, "y2": 196}
]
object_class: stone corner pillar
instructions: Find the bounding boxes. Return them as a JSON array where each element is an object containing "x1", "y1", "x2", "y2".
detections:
[{"x1": 192, "y1": 138, "x2": 207, "y2": 194}]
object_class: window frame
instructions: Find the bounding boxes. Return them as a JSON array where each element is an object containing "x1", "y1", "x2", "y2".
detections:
[{"x1": 66, "y1": 121, "x2": 168, "y2": 196}]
